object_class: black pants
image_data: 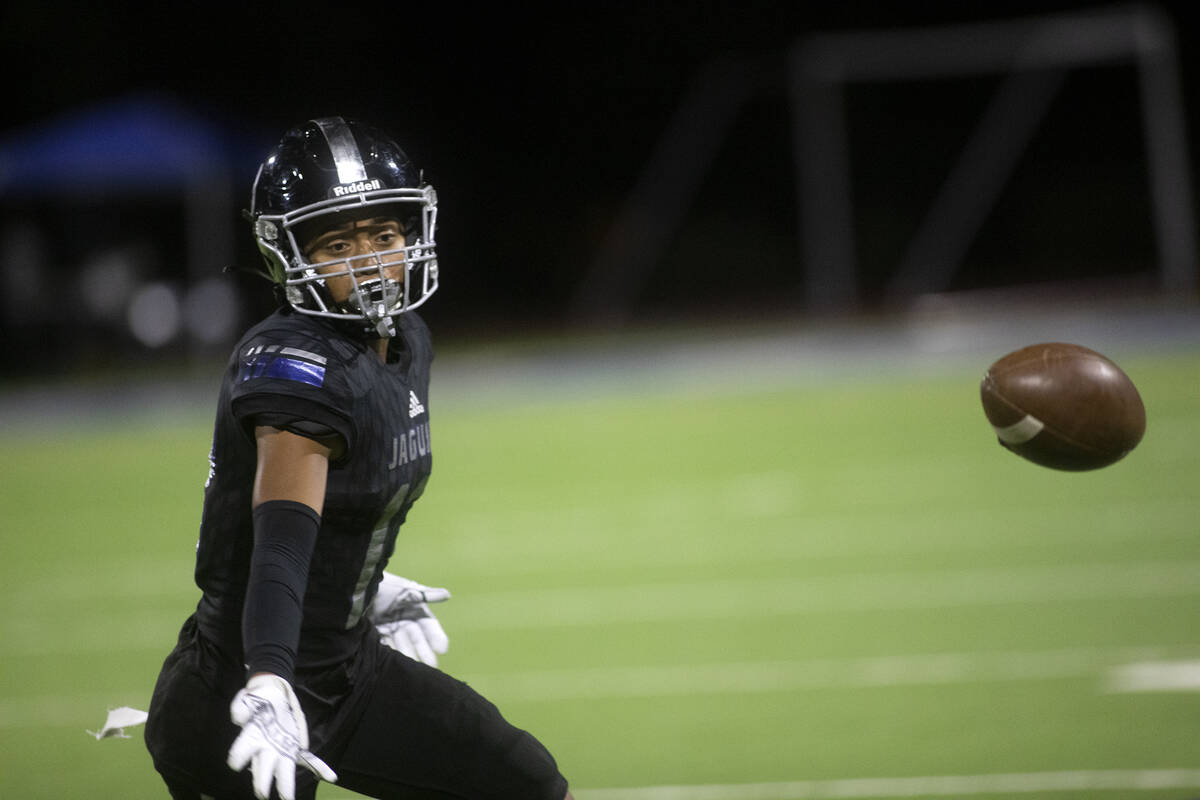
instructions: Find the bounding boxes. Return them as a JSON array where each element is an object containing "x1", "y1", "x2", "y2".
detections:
[{"x1": 145, "y1": 617, "x2": 568, "y2": 799}]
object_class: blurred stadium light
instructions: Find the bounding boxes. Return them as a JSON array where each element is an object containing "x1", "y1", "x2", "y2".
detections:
[
  {"x1": 127, "y1": 281, "x2": 182, "y2": 348},
  {"x1": 793, "y1": 4, "x2": 1197, "y2": 308}
]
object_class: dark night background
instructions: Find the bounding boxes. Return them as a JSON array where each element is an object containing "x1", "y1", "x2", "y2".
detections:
[{"x1": 3, "y1": 1, "x2": 1200, "y2": 373}]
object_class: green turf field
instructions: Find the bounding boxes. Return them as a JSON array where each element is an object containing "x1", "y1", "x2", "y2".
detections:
[{"x1": 2, "y1": 341, "x2": 1198, "y2": 799}]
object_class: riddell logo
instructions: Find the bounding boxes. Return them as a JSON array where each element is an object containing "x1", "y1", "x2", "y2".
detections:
[{"x1": 332, "y1": 178, "x2": 382, "y2": 197}]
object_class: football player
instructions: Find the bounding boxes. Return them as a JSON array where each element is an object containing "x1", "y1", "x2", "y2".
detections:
[{"x1": 144, "y1": 117, "x2": 573, "y2": 800}]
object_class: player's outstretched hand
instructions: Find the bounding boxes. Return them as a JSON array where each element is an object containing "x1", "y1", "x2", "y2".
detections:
[
  {"x1": 369, "y1": 572, "x2": 450, "y2": 667},
  {"x1": 227, "y1": 673, "x2": 337, "y2": 800}
]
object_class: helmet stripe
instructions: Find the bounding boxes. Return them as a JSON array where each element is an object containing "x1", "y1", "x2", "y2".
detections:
[{"x1": 313, "y1": 117, "x2": 368, "y2": 184}]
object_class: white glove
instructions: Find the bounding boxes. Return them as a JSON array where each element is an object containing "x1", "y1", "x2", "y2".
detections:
[
  {"x1": 368, "y1": 572, "x2": 450, "y2": 667},
  {"x1": 227, "y1": 674, "x2": 337, "y2": 800}
]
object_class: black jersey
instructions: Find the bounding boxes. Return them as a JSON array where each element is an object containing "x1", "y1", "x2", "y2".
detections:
[{"x1": 192, "y1": 308, "x2": 434, "y2": 669}]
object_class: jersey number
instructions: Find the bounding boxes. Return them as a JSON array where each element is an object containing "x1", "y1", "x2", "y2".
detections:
[{"x1": 344, "y1": 483, "x2": 409, "y2": 629}]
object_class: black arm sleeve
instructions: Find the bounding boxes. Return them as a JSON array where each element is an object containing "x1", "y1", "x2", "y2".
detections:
[{"x1": 242, "y1": 499, "x2": 321, "y2": 682}]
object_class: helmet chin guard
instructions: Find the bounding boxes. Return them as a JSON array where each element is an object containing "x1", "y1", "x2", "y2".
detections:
[{"x1": 249, "y1": 117, "x2": 439, "y2": 337}]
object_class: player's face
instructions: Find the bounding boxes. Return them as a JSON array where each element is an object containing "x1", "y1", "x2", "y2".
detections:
[{"x1": 301, "y1": 216, "x2": 407, "y2": 304}]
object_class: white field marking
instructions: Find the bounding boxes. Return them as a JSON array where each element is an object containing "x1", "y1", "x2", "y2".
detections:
[
  {"x1": 12, "y1": 645, "x2": 1200, "y2": 731},
  {"x1": 7, "y1": 560, "x2": 1199, "y2": 657},
  {"x1": 1, "y1": 610, "x2": 183, "y2": 658},
  {"x1": 438, "y1": 495, "x2": 1200, "y2": 585},
  {"x1": 1107, "y1": 659, "x2": 1200, "y2": 692},
  {"x1": 0, "y1": 693, "x2": 151, "y2": 730},
  {"x1": 566, "y1": 770, "x2": 1200, "y2": 799},
  {"x1": 459, "y1": 645, "x2": 1200, "y2": 704},
  {"x1": 7, "y1": 488, "x2": 1192, "y2": 612},
  {"x1": 448, "y1": 559, "x2": 1200, "y2": 631}
]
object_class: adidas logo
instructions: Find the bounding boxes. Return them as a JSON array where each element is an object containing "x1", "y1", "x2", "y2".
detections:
[{"x1": 408, "y1": 390, "x2": 425, "y2": 419}]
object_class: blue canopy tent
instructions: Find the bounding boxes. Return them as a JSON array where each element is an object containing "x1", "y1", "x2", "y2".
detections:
[
  {"x1": 0, "y1": 92, "x2": 266, "y2": 280},
  {"x1": 0, "y1": 94, "x2": 267, "y2": 349},
  {"x1": 0, "y1": 94, "x2": 247, "y2": 192}
]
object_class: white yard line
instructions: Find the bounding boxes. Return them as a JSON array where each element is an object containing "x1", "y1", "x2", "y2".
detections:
[
  {"x1": 6, "y1": 559, "x2": 1199, "y2": 657},
  {"x1": 0, "y1": 693, "x2": 151, "y2": 730},
  {"x1": 448, "y1": 559, "x2": 1200, "y2": 631},
  {"x1": 460, "y1": 644, "x2": 1200, "y2": 703},
  {"x1": 311, "y1": 769, "x2": 1200, "y2": 799},
  {"x1": 1107, "y1": 659, "x2": 1200, "y2": 692},
  {"x1": 568, "y1": 770, "x2": 1200, "y2": 799},
  {"x1": 15, "y1": 644, "x2": 1200, "y2": 730}
]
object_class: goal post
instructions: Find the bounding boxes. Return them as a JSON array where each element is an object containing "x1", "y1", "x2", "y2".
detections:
[{"x1": 788, "y1": 4, "x2": 1198, "y2": 309}]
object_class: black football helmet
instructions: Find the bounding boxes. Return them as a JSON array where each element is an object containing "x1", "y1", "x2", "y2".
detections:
[{"x1": 249, "y1": 117, "x2": 438, "y2": 337}]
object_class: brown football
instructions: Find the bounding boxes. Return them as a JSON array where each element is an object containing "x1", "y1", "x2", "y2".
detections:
[{"x1": 980, "y1": 342, "x2": 1146, "y2": 470}]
